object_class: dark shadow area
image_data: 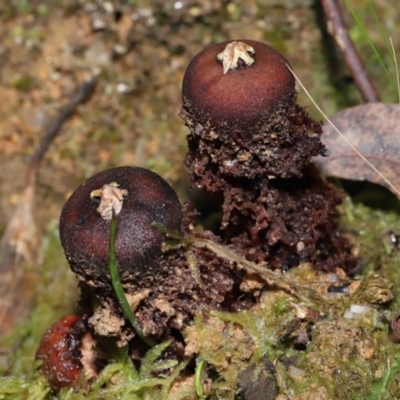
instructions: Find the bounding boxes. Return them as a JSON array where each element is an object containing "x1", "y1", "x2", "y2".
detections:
[{"x1": 331, "y1": 178, "x2": 400, "y2": 213}]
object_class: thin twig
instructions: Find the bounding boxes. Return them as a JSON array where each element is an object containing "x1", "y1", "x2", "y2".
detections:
[{"x1": 321, "y1": 0, "x2": 380, "y2": 102}]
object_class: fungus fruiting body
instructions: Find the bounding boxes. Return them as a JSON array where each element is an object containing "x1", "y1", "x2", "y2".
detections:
[
  {"x1": 35, "y1": 315, "x2": 98, "y2": 391},
  {"x1": 34, "y1": 39, "x2": 361, "y2": 395},
  {"x1": 181, "y1": 39, "x2": 325, "y2": 180},
  {"x1": 60, "y1": 166, "x2": 237, "y2": 343},
  {"x1": 181, "y1": 40, "x2": 356, "y2": 273},
  {"x1": 182, "y1": 40, "x2": 295, "y2": 130},
  {"x1": 60, "y1": 166, "x2": 183, "y2": 286}
]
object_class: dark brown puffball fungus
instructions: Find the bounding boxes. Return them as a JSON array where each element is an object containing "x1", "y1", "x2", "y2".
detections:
[
  {"x1": 60, "y1": 166, "x2": 183, "y2": 286},
  {"x1": 60, "y1": 166, "x2": 237, "y2": 343},
  {"x1": 181, "y1": 39, "x2": 326, "y2": 179},
  {"x1": 182, "y1": 40, "x2": 295, "y2": 130},
  {"x1": 181, "y1": 40, "x2": 356, "y2": 274}
]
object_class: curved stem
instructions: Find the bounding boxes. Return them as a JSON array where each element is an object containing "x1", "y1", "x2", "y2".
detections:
[{"x1": 109, "y1": 210, "x2": 156, "y2": 347}]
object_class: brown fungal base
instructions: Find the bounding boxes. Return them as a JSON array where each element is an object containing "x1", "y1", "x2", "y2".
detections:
[
  {"x1": 224, "y1": 165, "x2": 356, "y2": 273},
  {"x1": 60, "y1": 166, "x2": 248, "y2": 345},
  {"x1": 181, "y1": 99, "x2": 325, "y2": 181},
  {"x1": 78, "y1": 234, "x2": 244, "y2": 345}
]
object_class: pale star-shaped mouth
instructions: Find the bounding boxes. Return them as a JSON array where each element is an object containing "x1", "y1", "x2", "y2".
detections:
[
  {"x1": 217, "y1": 41, "x2": 255, "y2": 74},
  {"x1": 90, "y1": 182, "x2": 128, "y2": 220}
]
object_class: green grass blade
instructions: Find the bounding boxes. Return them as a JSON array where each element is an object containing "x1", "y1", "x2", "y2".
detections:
[
  {"x1": 109, "y1": 210, "x2": 156, "y2": 347},
  {"x1": 368, "y1": 0, "x2": 400, "y2": 100},
  {"x1": 344, "y1": 0, "x2": 397, "y2": 95},
  {"x1": 195, "y1": 359, "x2": 206, "y2": 399},
  {"x1": 368, "y1": 0, "x2": 393, "y2": 58},
  {"x1": 389, "y1": 37, "x2": 400, "y2": 103}
]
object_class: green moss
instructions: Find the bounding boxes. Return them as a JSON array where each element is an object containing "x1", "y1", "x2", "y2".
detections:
[
  {"x1": 14, "y1": 0, "x2": 30, "y2": 14},
  {"x1": 0, "y1": 375, "x2": 51, "y2": 400},
  {"x1": 0, "y1": 340, "x2": 189, "y2": 400},
  {"x1": 3, "y1": 193, "x2": 400, "y2": 399},
  {"x1": 11, "y1": 75, "x2": 35, "y2": 91},
  {"x1": 339, "y1": 198, "x2": 400, "y2": 309},
  {"x1": 36, "y1": 4, "x2": 49, "y2": 17}
]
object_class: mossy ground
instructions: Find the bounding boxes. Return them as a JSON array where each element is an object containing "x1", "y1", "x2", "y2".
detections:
[{"x1": 2, "y1": 197, "x2": 400, "y2": 399}]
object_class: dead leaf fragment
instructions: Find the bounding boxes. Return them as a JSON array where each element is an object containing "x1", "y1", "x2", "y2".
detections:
[{"x1": 314, "y1": 103, "x2": 400, "y2": 198}]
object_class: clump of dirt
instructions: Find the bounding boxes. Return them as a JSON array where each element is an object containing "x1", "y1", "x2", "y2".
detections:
[{"x1": 81, "y1": 240, "x2": 240, "y2": 345}]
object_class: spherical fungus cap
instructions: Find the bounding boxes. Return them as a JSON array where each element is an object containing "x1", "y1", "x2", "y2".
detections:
[
  {"x1": 60, "y1": 166, "x2": 182, "y2": 281},
  {"x1": 182, "y1": 40, "x2": 295, "y2": 129}
]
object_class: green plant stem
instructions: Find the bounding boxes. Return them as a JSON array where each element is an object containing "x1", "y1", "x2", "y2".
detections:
[
  {"x1": 109, "y1": 210, "x2": 156, "y2": 347},
  {"x1": 367, "y1": 0, "x2": 400, "y2": 101},
  {"x1": 367, "y1": 354, "x2": 400, "y2": 400},
  {"x1": 195, "y1": 359, "x2": 206, "y2": 399}
]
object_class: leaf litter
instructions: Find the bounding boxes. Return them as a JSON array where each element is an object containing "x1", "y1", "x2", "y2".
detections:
[{"x1": 315, "y1": 103, "x2": 400, "y2": 198}]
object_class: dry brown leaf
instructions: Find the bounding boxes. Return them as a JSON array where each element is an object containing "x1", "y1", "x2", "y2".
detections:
[{"x1": 314, "y1": 103, "x2": 400, "y2": 198}]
